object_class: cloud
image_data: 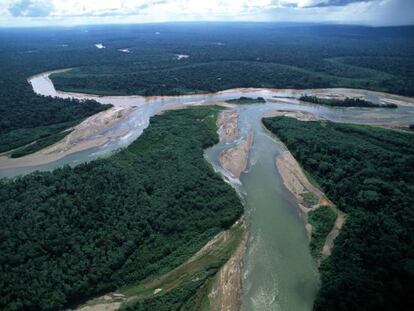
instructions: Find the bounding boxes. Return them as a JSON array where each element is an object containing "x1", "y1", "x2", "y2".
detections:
[
  {"x1": 307, "y1": 0, "x2": 372, "y2": 8},
  {"x1": 270, "y1": 0, "x2": 370, "y2": 8},
  {"x1": 9, "y1": 0, "x2": 53, "y2": 17},
  {"x1": 1, "y1": 0, "x2": 413, "y2": 27}
]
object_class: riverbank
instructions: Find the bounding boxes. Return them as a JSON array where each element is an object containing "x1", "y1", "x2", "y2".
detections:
[
  {"x1": 276, "y1": 144, "x2": 345, "y2": 261},
  {"x1": 0, "y1": 106, "x2": 135, "y2": 170},
  {"x1": 209, "y1": 219, "x2": 248, "y2": 311},
  {"x1": 73, "y1": 219, "x2": 247, "y2": 311},
  {"x1": 266, "y1": 111, "x2": 345, "y2": 261}
]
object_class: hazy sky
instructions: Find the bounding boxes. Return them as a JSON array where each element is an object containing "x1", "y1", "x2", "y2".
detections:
[{"x1": 1, "y1": 0, "x2": 413, "y2": 27}]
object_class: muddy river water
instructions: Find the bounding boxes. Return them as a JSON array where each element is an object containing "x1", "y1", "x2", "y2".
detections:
[{"x1": 2, "y1": 70, "x2": 414, "y2": 310}]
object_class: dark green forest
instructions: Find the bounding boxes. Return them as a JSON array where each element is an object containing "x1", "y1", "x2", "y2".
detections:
[
  {"x1": 0, "y1": 107, "x2": 243, "y2": 311},
  {"x1": 43, "y1": 24, "x2": 414, "y2": 97},
  {"x1": 225, "y1": 96, "x2": 265, "y2": 104},
  {"x1": 0, "y1": 33, "x2": 110, "y2": 153},
  {"x1": 299, "y1": 95, "x2": 397, "y2": 108},
  {"x1": 263, "y1": 117, "x2": 414, "y2": 311},
  {"x1": 308, "y1": 206, "x2": 337, "y2": 259}
]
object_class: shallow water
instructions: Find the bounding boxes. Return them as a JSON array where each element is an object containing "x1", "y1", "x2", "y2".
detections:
[
  {"x1": 3, "y1": 70, "x2": 414, "y2": 310},
  {"x1": 206, "y1": 105, "x2": 320, "y2": 310}
]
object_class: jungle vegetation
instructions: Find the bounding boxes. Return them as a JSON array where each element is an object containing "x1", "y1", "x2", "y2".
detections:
[
  {"x1": 0, "y1": 107, "x2": 243, "y2": 311},
  {"x1": 225, "y1": 96, "x2": 266, "y2": 104},
  {"x1": 263, "y1": 116, "x2": 414, "y2": 311},
  {"x1": 44, "y1": 24, "x2": 414, "y2": 97},
  {"x1": 299, "y1": 95, "x2": 397, "y2": 108},
  {"x1": 307, "y1": 206, "x2": 337, "y2": 259},
  {"x1": 1, "y1": 23, "x2": 413, "y2": 154}
]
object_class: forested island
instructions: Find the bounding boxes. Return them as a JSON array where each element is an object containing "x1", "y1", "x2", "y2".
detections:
[
  {"x1": 263, "y1": 116, "x2": 414, "y2": 311},
  {"x1": 299, "y1": 95, "x2": 397, "y2": 108},
  {"x1": 0, "y1": 107, "x2": 243, "y2": 310},
  {"x1": 225, "y1": 97, "x2": 265, "y2": 104}
]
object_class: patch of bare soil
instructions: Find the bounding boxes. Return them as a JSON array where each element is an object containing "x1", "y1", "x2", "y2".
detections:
[
  {"x1": 0, "y1": 106, "x2": 135, "y2": 169},
  {"x1": 219, "y1": 131, "x2": 253, "y2": 179},
  {"x1": 74, "y1": 293, "x2": 126, "y2": 311},
  {"x1": 276, "y1": 149, "x2": 345, "y2": 259},
  {"x1": 321, "y1": 209, "x2": 346, "y2": 259},
  {"x1": 209, "y1": 220, "x2": 248, "y2": 311},
  {"x1": 217, "y1": 109, "x2": 240, "y2": 143},
  {"x1": 263, "y1": 110, "x2": 320, "y2": 121}
]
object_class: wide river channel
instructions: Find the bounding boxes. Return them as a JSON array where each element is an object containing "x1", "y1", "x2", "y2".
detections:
[{"x1": 2, "y1": 70, "x2": 414, "y2": 310}]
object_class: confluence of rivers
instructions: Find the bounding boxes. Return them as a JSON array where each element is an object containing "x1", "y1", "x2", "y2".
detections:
[{"x1": 2, "y1": 69, "x2": 414, "y2": 310}]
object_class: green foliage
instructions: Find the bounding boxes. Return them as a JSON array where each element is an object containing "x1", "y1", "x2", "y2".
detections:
[
  {"x1": 0, "y1": 120, "x2": 77, "y2": 153},
  {"x1": 10, "y1": 129, "x2": 73, "y2": 158},
  {"x1": 0, "y1": 107, "x2": 243, "y2": 311},
  {"x1": 121, "y1": 276, "x2": 211, "y2": 311},
  {"x1": 263, "y1": 117, "x2": 414, "y2": 311},
  {"x1": 308, "y1": 207, "x2": 337, "y2": 258},
  {"x1": 39, "y1": 24, "x2": 414, "y2": 97},
  {"x1": 0, "y1": 23, "x2": 413, "y2": 151},
  {"x1": 119, "y1": 220, "x2": 244, "y2": 310},
  {"x1": 302, "y1": 191, "x2": 319, "y2": 207},
  {"x1": 299, "y1": 95, "x2": 397, "y2": 108},
  {"x1": 226, "y1": 96, "x2": 266, "y2": 104}
]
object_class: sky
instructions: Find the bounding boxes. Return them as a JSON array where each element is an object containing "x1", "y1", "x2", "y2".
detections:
[{"x1": 0, "y1": 0, "x2": 413, "y2": 27}]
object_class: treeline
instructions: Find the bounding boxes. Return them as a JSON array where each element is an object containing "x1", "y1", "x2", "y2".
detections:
[
  {"x1": 226, "y1": 96, "x2": 265, "y2": 104},
  {"x1": 42, "y1": 24, "x2": 414, "y2": 97},
  {"x1": 0, "y1": 107, "x2": 243, "y2": 311},
  {"x1": 299, "y1": 95, "x2": 397, "y2": 108},
  {"x1": 0, "y1": 30, "x2": 111, "y2": 154},
  {"x1": 0, "y1": 96, "x2": 109, "y2": 153},
  {"x1": 263, "y1": 117, "x2": 414, "y2": 311}
]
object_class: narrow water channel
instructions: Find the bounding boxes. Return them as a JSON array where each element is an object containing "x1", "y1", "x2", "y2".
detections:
[{"x1": 2, "y1": 70, "x2": 414, "y2": 310}]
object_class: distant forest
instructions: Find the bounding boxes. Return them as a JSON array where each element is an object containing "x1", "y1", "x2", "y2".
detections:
[
  {"x1": 263, "y1": 117, "x2": 414, "y2": 311},
  {"x1": 299, "y1": 95, "x2": 398, "y2": 108},
  {"x1": 1, "y1": 23, "x2": 413, "y2": 154},
  {"x1": 47, "y1": 24, "x2": 414, "y2": 97}
]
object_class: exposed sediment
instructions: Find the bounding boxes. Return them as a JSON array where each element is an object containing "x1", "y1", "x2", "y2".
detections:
[
  {"x1": 219, "y1": 132, "x2": 253, "y2": 179},
  {"x1": 0, "y1": 106, "x2": 135, "y2": 169},
  {"x1": 217, "y1": 109, "x2": 240, "y2": 143},
  {"x1": 209, "y1": 220, "x2": 248, "y2": 311},
  {"x1": 276, "y1": 149, "x2": 345, "y2": 261},
  {"x1": 263, "y1": 109, "x2": 320, "y2": 121},
  {"x1": 269, "y1": 111, "x2": 345, "y2": 260}
]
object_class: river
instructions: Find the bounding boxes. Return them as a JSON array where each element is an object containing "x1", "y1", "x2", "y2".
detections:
[{"x1": 2, "y1": 70, "x2": 414, "y2": 310}]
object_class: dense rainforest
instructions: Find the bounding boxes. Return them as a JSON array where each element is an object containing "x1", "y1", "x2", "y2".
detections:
[
  {"x1": 225, "y1": 96, "x2": 265, "y2": 104},
  {"x1": 0, "y1": 31, "x2": 110, "y2": 153},
  {"x1": 263, "y1": 117, "x2": 414, "y2": 311},
  {"x1": 0, "y1": 107, "x2": 243, "y2": 311},
  {"x1": 43, "y1": 24, "x2": 414, "y2": 97},
  {"x1": 299, "y1": 95, "x2": 397, "y2": 108}
]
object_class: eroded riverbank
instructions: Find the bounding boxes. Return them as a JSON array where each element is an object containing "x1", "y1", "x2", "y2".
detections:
[
  {"x1": 265, "y1": 111, "x2": 345, "y2": 261},
  {"x1": 0, "y1": 106, "x2": 135, "y2": 170}
]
